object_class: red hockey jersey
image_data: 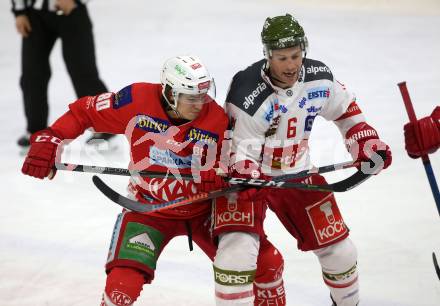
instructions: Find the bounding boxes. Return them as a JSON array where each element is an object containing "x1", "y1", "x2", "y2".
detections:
[{"x1": 51, "y1": 83, "x2": 229, "y2": 219}]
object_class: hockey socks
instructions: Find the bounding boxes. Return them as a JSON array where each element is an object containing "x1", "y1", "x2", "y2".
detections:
[{"x1": 100, "y1": 267, "x2": 145, "y2": 306}]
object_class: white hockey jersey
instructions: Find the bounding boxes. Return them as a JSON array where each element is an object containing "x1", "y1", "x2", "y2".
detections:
[{"x1": 225, "y1": 58, "x2": 365, "y2": 176}]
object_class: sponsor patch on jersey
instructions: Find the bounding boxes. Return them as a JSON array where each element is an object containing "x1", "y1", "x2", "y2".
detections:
[
  {"x1": 304, "y1": 114, "x2": 317, "y2": 132},
  {"x1": 136, "y1": 115, "x2": 170, "y2": 133},
  {"x1": 244, "y1": 82, "x2": 268, "y2": 110},
  {"x1": 113, "y1": 85, "x2": 133, "y2": 109},
  {"x1": 298, "y1": 97, "x2": 307, "y2": 108},
  {"x1": 185, "y1": 127, "x2": 218, "y2": 145},
  {"x1": 263, "y1": 103, "x2": 275, "y2": 122},
  {"x1": 118, "y1": 222, "x2": 164, "y2": 269},
  {"x1": 262, "y1": 145, "x2": 298, "y2": 169},
  {"x1": 307, "y1": 87, "x2": 330, "y2": 100},
  {"x1": 149, "y1": 147, "x2": 192, "y2": 169},
  {"x1": 146, "y1": 178, "x2": 196, "y2": 202},
  {"x1": 280, "y1": 104, "x2": 288, "y2": 113},
  {"x1": 336, "y1": 101, "x2": 362, "y2": 120},
  {"x1": 226, "y1": 59, "x2": 274, "y2": 116},
  {"x1": 306, "y1": 195, "x2": 348, "y2": 246},
  {"x1": 213, "y1": 197, "x2": 255, "y2": 229},
  {"x1": 303, "y1": 59, "x2": 334, "y2": 82},
  {"x1": 306, "y1": 105, "x2": 322, "y2": 113}
]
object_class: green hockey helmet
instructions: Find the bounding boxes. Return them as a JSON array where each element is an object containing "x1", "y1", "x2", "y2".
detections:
[{"x1": 261, "y1": 14, "x2": 308, "y2": 57}]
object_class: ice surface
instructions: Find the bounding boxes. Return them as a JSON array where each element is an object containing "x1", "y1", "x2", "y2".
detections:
[{"x1": 0, "y1": 0, "x2": 439, "y2": 305}]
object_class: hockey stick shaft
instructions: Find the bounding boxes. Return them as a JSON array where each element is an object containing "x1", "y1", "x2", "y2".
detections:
[
  {"x1": 398, "y1": 82, "x2": 440, "y2": 215},
  {"x1": 56, "y1": 159, "x2": 358, "y2": 183},
  {"x1": 55, "y1": 163, "x2": 193, "y2": 180}
]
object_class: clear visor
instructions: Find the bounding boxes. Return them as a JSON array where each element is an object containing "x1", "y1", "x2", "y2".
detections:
[
  {"x1": 173, "y1": 78, "x2": 216, "y2": 104},
  {"x1": 177, "y1": 92, "x2": 211, "y2": 105}
]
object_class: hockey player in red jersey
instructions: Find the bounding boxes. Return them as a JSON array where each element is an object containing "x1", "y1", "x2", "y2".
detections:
[
  {"x1": 404, "y1": 106, "x2": 440, "y2": 158},
  {"x1": 224, "y1": 14, "x2": 392, "y2": 306},
  {"x1": 21, "y1": 55, "x2": 285, "y2": 305}
]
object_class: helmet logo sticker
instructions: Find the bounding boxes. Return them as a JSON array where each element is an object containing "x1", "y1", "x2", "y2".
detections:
[{"x1": 191, "y1": 63, "x2": 202, "y2": 70}]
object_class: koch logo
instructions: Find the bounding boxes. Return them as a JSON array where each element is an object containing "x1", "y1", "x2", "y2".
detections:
[{"x1": 243, "y1": 82, "x2": 267, "y2": 109}]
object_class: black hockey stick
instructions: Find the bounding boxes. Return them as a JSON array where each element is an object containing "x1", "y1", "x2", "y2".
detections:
[
  {"x1": 56, "y1": 158, "x2": 359, "y2": 183},
  {"x1": 92, "y1": 175, "x2": 244, "y2": 213},
  {"x1": 54, "y1": 163, "x2": 193, "y2": 180},
  {"x1": 433, "y1": 253, "x2": 440, "y2": 280},
  {"x1": 92, "y1": 163, "x2": 377, "y2": 214}
]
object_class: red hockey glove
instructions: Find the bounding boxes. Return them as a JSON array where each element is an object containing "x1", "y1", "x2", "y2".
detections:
[
  {"x1": 195, "y1": 169, "x2": 229, "y2": 193},
  {"x1": 345, "y1": 122, "x2": 392, "y2": 174},
  {"x1": 404, "y1": 106, "x2": 440, "y2": 158},
  {"x1": 22, "y1": 129, "x2": 62, "y2": 179},
  {"x1": 230, "y1": 160, "x2": 269, "y2": 201}
]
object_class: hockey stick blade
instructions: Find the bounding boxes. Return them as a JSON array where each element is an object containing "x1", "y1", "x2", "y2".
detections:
[
  {"x1": 92, "y1": 175, "x2": 243, "y2": 213},
  {"x1": 433, "y1": 252, "x2": 440, "y2": 281},
  {"x1": 93, "y1": 168, "x2": 371, "y2": 214},
  {"x1": 227, "y1": 168, "x2": 372, "y2": 192}
]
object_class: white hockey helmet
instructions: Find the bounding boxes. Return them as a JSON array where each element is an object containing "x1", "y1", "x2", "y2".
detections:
[{"x1": 160, "y1": 55, "x2": 214, "y2": 111}]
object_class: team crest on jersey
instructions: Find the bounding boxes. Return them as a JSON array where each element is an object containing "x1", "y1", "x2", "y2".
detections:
[
  {"x1": 185, "y1": 127, "x2": 218, "y2": 145},
  {"x1": 113, "y1": 85, "x2": 133, "y2": 109},
  {"x1": 135, "y1": 115, "x2": 170, "y2": 133}
]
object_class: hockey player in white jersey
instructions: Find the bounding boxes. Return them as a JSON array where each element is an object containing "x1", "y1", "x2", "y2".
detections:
[{"x1": 224, "y1": 14, "x2": 392, "y2": 306}]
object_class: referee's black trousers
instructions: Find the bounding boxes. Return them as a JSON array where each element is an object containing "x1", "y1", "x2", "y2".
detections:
[{"x1": 20, "y1": 5, "x2": 107, "y2": 133}]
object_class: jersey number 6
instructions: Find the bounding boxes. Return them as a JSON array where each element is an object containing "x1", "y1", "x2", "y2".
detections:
[{"x1": 287, "y1": 117, "x2": 297, "y2": 138}]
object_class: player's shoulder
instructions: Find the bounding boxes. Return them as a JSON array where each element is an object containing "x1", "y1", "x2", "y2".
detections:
[
  {"x1": 206, "y1": 99, "x2": 229, "y2": 126},
  {"x1": 302, "y1": 58, "x2": 334, "y2": 83},
  {"x1": 227, "y1": 59, "x2": 274, "y2": 116},
  {"x1": 113, "y1": 82, "x2": 160, "y2": 110}
]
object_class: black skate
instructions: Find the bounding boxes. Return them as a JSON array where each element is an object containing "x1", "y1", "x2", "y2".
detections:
[{"x1": 17, "y1": 133, "x2": 30, "y2": 147}]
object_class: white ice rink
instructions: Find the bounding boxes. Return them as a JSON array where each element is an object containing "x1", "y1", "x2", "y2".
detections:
[{"x1": 1, "y1": 0, "x2": 439, "y2": 305}]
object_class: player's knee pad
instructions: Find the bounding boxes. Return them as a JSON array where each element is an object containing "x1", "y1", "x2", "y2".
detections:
[
  {"x1": 214, "y1": 232, "x2": 260, "y2": 305},
  {"x1": 101, "y1": 267, "x2": 146, "y2": 306},
  {"x1": 253, "y1": 241, "x2": 285, "y2": 305},
  {"x1": 314, "y1": 238, "x2": 359, "y2": 306}
]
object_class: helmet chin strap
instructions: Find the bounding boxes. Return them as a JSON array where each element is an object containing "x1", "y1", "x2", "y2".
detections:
[{"x1": 162, "y1": 86, "x2": 183, "y2": 119}]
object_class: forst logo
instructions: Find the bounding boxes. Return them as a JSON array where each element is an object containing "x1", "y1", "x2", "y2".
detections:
[
  {"x1": 243, "y1": 82, "x2": 267, "y2": 109},
  {"x1": 215, "y1": 271, "x2": 253, "y2": 285},
  {"x1": 306, "y1": 65, "x2": 331, "y2": 75}
]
